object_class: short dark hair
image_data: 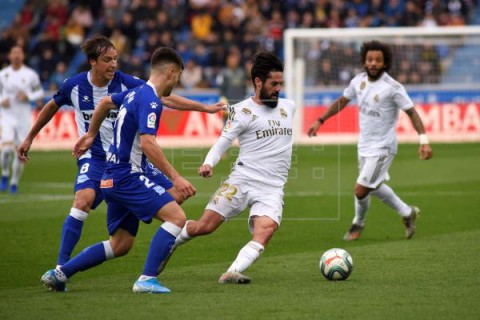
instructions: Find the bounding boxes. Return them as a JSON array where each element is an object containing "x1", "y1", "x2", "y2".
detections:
[
  {"x1": 251, "y1": 51, "x2": 283, "y2": 88},
  {"x1": 81, "y1": 35, "x2": 115, "y2": 62},
  {"x1": 360, "y1": 40, "x2": 392, "y2": 72},
  {"x1": 150, "y1": 47, "x2": 184, "y2": 70}
]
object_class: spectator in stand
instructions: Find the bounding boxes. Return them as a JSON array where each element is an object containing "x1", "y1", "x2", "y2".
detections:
[
  {"x1": 217, "y1": 50, "x2": 247, "y2": 104},
  {"x1": 181, "y1": 60, "x2": 203, "y2": 89}
]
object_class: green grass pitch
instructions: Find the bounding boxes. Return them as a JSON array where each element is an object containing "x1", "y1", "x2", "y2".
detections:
[{"x1": 0, "y1": 143, "x2": 479, "y2": 320}]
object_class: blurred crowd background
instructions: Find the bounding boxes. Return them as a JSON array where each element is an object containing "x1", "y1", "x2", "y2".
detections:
[{"x1": 0, "y1": 0, "x2": 477, "y2": 95}]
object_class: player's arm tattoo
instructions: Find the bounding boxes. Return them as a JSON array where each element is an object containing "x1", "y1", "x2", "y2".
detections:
[{"x1": 405, "y1": 107, "x2": 426, "y2": 134}]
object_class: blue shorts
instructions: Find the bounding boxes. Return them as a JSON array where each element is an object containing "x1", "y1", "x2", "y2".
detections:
[
  {"x1": 74, "y1": 158, "x2": 106, "y2": 210},
  {"x1": 145, "y1": 162, "x2": 174, "y2": 190},
  {"x1": 101, "y1": 171, "x2": 175, "y2": 236}
]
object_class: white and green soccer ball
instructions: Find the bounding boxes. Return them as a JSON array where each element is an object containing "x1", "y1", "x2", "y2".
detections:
[{"x1": 319, "y1": 248, "x2": 353, "y2": 281}]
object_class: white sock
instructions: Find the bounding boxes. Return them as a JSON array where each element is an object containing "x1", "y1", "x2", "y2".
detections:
[
  {"x1": 353, "y1": 195, "x2": 370, "y2": 226},
  {"x1": 102, "y1": 240, "x2": 115, "y2": 260},
  {"x1": 54, "y1": 268, "x2": 68, "y2": 282},
  {"x1": 1, "y1": 147, "x2": 13, "y2": 176},
  {"x1": 70, "y1": 207, "x2": 89, "y2": 221},
  {"x1": 10, "y1": 155, "x2": 24, "y2": 186},
  {"x1": 227, "y1": 241, "x2": 264, "y2": 273},
  {"x1": 173, "y1": 220, "x2": 193, "y2": 248},
  {"x1": 371, "y1": 184, "x2": 411, "y2": 217}
]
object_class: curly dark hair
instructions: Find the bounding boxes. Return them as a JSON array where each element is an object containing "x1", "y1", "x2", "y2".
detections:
[
  {"x1": 360, "y1": 40, "x2": 392, "y2": 72},
  {"x1": 250, "y1": 51, "x2": 283, "y2": 89}
]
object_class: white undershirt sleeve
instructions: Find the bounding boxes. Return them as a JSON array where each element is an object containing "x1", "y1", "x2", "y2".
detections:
[{"x1": 203, "y1": 136, "x2": 233, "y2": 167}]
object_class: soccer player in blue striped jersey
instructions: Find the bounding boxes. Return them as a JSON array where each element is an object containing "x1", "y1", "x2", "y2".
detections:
[
  {"x1": 17, "y1": 36, "x2": 223, "y2": 272},
  {"x1": 41, "y1": 47, "x2": 193, "y2": 293}
]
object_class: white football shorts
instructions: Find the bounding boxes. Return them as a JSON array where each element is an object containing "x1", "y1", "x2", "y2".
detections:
[
  {"x1": 356, "y1": 152, "x2": 395, "y2": 189},
  {"x1": 205, "y1": 173, "x2": 284, "y2": 233},
  {"x1": 0, "y1": 114, "x2": 29, "y2": 144}
]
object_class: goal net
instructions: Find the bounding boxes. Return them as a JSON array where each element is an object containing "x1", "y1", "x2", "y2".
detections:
[{"x1": 285, "y1": 26, "x2": 480, "y2": 144}]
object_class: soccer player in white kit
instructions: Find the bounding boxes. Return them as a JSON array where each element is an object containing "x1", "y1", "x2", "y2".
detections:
[
  {"x1": 170, "y1": 52, "x2": 296, "y2": 284},
  {"x1": 308, "y1": 40, "x2": 433, "y2": 241},
  {"x1": 0, "y1": 45, "x2": 44, "y2": 193}
]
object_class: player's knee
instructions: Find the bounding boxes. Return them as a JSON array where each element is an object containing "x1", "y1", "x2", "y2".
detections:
[
  {"x1": 169, "y1": 209, "x2": 187, "y2": 229},
  {"x1": 73, "y1": 192, "x2": 95, "y2": 212},
  {"x1": 355, "y1": 184, "x2": 371, "y2": 199}
]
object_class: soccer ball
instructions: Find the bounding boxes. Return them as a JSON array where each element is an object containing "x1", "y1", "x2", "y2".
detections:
[{"x1": 319, "y1": 248, "x2": 353, "y2": 281}]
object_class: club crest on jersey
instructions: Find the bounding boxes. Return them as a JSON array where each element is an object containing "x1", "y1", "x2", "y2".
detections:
[
  {"x1": 223, "y1": 120, "x2": 232, "y2": 132},
  {"x1": 242, "y1": 107, "x2": 252, "y2": 114},
  {"x1": 147, "y1": 112, "x2": 156, "y2": 128},
  {"x1": 280, "y1": 108, "x2": 287, "y2": 118},
  {"x1": 374, "y1": 94, "x2": 380, "y2": 103},
  {"x1": 360, "y1": 81, "x2": 366, "y2": 90},
  {"x1": 150, "y1": 102, "x2": 158, "y2": 109}
]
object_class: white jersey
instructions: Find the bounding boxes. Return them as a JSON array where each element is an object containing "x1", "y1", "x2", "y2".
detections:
[
  {"x1": 206, "y1": 97, "x2": 296, "y2": 187},
  {"x1": 0, "y1": 65, "x2": 44, "y2": 121},
  {"x1": 343, "y1": 72, "x2": 414, "y2": 156}
]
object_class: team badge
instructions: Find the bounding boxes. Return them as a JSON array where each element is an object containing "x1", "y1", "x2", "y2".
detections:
[
  {"x1": 374, "y1": 94, "x2": 379, "y2": 103},
  {"x1": 223, "y1": 120, "x2": 232, "y2": 132},
  {"x1": 280, "y1": 108, "x2": 287, "y2": 118},
  {"x1": 252, "y1": 115, "x2": 258, "y2": 121},
  {"x1": 360, "y1": 81, "x2": 366, "y2": 90},
  {"x1": 242, "y1": 108, "x2": 252, "y2": 114},
  {"x1": 147, "y1": 112, "x2": 156, "y2": 128},
  {"x1": 150, "y1": 102, "x2": 158, "y2": 109}
]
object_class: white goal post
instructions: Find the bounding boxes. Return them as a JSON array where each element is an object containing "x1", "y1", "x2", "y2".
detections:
[{"x1": 285, "y1": 26, "x2": 480, "y2": 144}]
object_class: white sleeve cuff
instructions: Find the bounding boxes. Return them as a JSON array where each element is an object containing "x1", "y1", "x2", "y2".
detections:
[{"x1": 203, "y1": 136, "x2": 232, "y2": 167}]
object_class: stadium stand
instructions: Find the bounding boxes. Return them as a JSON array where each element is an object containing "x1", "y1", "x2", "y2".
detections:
[{"x1": 0, "y1": 0, "x2": 478, "y2": 91}]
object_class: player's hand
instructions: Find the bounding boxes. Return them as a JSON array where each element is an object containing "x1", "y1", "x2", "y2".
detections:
[
  {"x1": 16, "y1": 91, "x2": 28, "y2": 102},
  {"x1": 198, "y1": 164, "x2": 213, "y2": 178},
  {"x1": 419, "y1": 144, "x2": 433, "y2": 160},
  {"x1": 173, "y1": 176, "x2": 196, "y2": 200},
  {"x1": 0, "y1": 98, "x2": 10, "y2": 108},
  {"x1": 307, "y1": 120, "x2": 323, "y2": 137},
  {"x1": 204, "y1": 102, "x2": 228, "y2": 114},
  {"x1": 17, "y1": 140, "x2": 32, "y2": 164},
  {"x1": 72, "y1": 134, "x2": 95, "y2": 158}
]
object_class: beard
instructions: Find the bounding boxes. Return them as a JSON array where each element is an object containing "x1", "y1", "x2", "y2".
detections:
[
  {"x1": 259, "y1": 87, "x2": 279, "y2": 108},
  {"x1": 365, "y1": 66, "x2": 384, "y2": 81}
]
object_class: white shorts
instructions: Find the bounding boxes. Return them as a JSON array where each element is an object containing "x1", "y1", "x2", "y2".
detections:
[
  {"x1": 356, "y1": 153, "x2": 395, "y2": 189},
  {"x1": 205, "y1": 174, "x2": 284, "y2": 234},
  {"x1": 0, "y1": 115, "x2": 29, "y2": 145}
]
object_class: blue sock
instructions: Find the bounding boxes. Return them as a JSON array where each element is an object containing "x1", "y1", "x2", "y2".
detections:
[
  {"x1": 142, "y1": 225, "x2": 178, "y2": 277},
  {"x1": 61, "y1": 242, "x2": 108, "y2": 278},
  {"x1": 57, "y1": 215, "x2": 84, "y2": 265}
]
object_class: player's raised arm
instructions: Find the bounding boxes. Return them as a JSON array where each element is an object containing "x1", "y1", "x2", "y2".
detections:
[
  {"x1": 72, "y1": 96, "x2": 117, "y2": 158},
  {"x1": 17, "y1": 99, "x2": 60, "y2": 163},
  {"x1": 404, "y1": 107, "x2": 433, "y2": 160},
  {"x1": 161, "y1": 94, "x2": 226, "y2": 113}
]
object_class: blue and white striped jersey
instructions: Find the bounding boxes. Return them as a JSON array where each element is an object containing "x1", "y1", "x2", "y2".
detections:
[
  {"x1": 53, "y1": 71, "x2": 145, "y2": 160},
  {"x1": 105, "y1": 82, "x2": 163, "y2": 175}
]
